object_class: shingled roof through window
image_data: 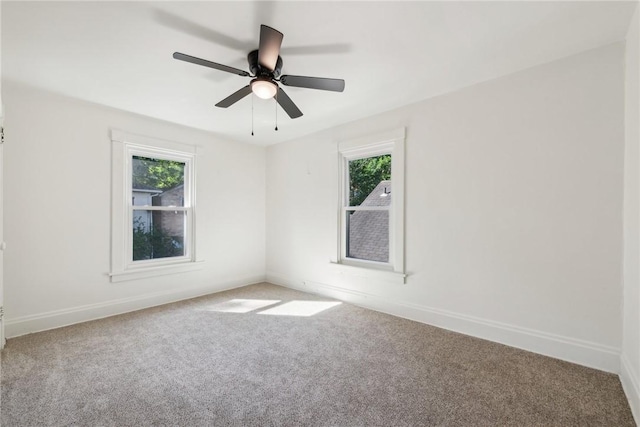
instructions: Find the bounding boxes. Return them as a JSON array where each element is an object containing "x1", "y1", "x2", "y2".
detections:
[{"x1": 347, "y1": 180, "x2": 391, "y2": 263}]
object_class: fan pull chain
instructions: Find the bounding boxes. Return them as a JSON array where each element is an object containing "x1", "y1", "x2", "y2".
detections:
[
  {"x1": 251, "y1": 94, "x2": 254, "y2": 136},
  {"x1": 275, "y1": 89, "x2": 278, "y2": 131}
]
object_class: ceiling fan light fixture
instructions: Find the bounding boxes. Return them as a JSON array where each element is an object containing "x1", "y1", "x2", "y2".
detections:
[
  {"x1": 251, "y1": 78, "x2": 277, "y2": 99},
  {"x1": 174, "y1": 24, "x2": 343, "y2": 119}
]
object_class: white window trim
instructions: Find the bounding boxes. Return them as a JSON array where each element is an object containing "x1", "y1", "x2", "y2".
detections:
[
  {"x1": 110, "y1": 130, "x2": 202, "y2": 283},
  {"x1": 333, "y1": 128, "x2": 406, "y2": 284}
]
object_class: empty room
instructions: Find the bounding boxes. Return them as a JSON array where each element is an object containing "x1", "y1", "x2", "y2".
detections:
[{"x1": 1, "y1": 1, "x2": 639, "y2": 425}]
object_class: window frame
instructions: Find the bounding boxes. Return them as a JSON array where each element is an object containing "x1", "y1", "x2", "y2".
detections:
[
  {"x1": 129, "y1": 149, "x2": 192, "y2": 267},
  {"x1": 342, "y1": 151, "x2": 393, "y2": 267},
  {"x1": 110, "y1": 130, "x2": 201, "y2": 282},
  {"x1": 335, "y1": 128, "x2": 406, "y2": 282}
]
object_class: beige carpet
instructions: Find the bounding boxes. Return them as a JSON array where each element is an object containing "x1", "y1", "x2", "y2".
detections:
[{"x1": 1, "y1": 283, "x2": 635, "y2": 426}]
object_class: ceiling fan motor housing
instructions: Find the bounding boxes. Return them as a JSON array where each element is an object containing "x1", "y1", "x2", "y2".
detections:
[{"x1": 248, "y1": 49, "x2": 283, "y2": 78}]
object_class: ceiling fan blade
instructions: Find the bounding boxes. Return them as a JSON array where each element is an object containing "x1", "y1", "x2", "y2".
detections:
[
  {"x1": 173, "y1": 52, "x2": 250, "y2": 77},
  {"x1": 280, "y1": 75, "x2": 345, "y2": 92},
  {"x1": 258, "y1": 25, "x2": 283, "y2": 72},
  {"x1": 215, "y1": 85, "x2": 253, "y2": 108},
  {"x1": 276, "y1": 87, "x2": 303, "y2": 119}
]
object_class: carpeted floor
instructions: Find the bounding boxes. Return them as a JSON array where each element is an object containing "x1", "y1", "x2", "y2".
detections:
[{"x1": 1, "y1": 283, "x2": 635, "y2": 426}]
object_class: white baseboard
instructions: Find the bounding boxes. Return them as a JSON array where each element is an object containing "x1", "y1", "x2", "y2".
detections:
[
  {"x1": 621, "y1": 353, "x2": 640, "y2": 425},
  {"x1": 5, "y1": 275, "x2": 266, "y2": 338},
  {"x1": 266, "y1": 271, "x2": 621, "y2": 374}
]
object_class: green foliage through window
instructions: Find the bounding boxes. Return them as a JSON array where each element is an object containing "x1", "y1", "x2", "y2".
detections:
[
  {"x1": 132, "y1": 218, "x2": 183, "y2": 261},
  {"x1": 349, "y1": 154, "x2": 391, "y2": 206},
  {"x1": 132, "y1": 156, "x2": 184, "y2": 190}
]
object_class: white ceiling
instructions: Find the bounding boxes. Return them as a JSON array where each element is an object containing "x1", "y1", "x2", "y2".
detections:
[{"x1": 2, "y1": 1, "x2": 637, "y2": 146}]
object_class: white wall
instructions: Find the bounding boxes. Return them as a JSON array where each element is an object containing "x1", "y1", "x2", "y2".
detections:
[
  {"x1": 622, "y1": 5, "x2": 640, "y2": 423},
  {"x1": 0, "y1": 0, "x2": 5, "y2": 347},
  {"x1": 266, "y1": 43, "x2": 625, "y2": 373},
  {"x1": 3, "y1": 82, "x2": 266, "y2": 337}
]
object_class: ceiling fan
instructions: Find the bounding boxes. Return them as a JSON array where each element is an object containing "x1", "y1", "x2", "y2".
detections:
[{"x1": 173, "y1": 25, "x2": 345, "y2": 119}]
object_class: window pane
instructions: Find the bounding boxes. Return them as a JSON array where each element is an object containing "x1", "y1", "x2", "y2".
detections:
[
  {"x1": 132, "y1": 156, "x2": 185, "y2": 207},
  {"x1": 346, "y1": 210, "x2": 389, "y2": 263},
  {"x1": 348, "y1": 154, "x2": 391, "y2": 206},
  {"x1": 133, "y1": 210, "x2": 186, "y2": 261}
]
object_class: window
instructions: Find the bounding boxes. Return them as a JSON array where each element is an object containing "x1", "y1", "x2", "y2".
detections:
[
  {"x1": 131, "y1": 155, "x2": 188, "y2": 262},
  {"x1": 345, "y1": 154, "x2": 392, "y2": 263},
  {"x1": 336, "y1": 128, "x2": 405, "y2": 281},
  {"x1": 110, "y1": 130, "x2": 200, "y2": 282}
]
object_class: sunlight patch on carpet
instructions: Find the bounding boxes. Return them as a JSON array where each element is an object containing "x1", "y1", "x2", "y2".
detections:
[{"x1": 258, "y1": 301, "x2": 342, "y2": 317}]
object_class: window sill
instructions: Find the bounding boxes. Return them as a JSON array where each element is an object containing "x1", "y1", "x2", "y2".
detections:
[
  {"x1": 329, "y1": 261, "x2": 406, "y2": 284},
  {"x1": 110, "y1": 260, "x2": 204, "y2": 283}
]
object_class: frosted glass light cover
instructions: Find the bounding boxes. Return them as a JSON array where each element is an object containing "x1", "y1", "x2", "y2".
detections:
[{"x1": 251, "y1": 80, "x2": 277, "y2": 99}]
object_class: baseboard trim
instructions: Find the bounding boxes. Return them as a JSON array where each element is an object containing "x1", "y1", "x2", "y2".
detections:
[
  {"x1": 5, "y1": 275, "x2": 266, "y2": 338},
  {"x1": 266, "y1": 271, "x2": 620, "y2": 374},
  {"x1": 621, "y1": 353, "x2": 640, "y2": 425}
]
